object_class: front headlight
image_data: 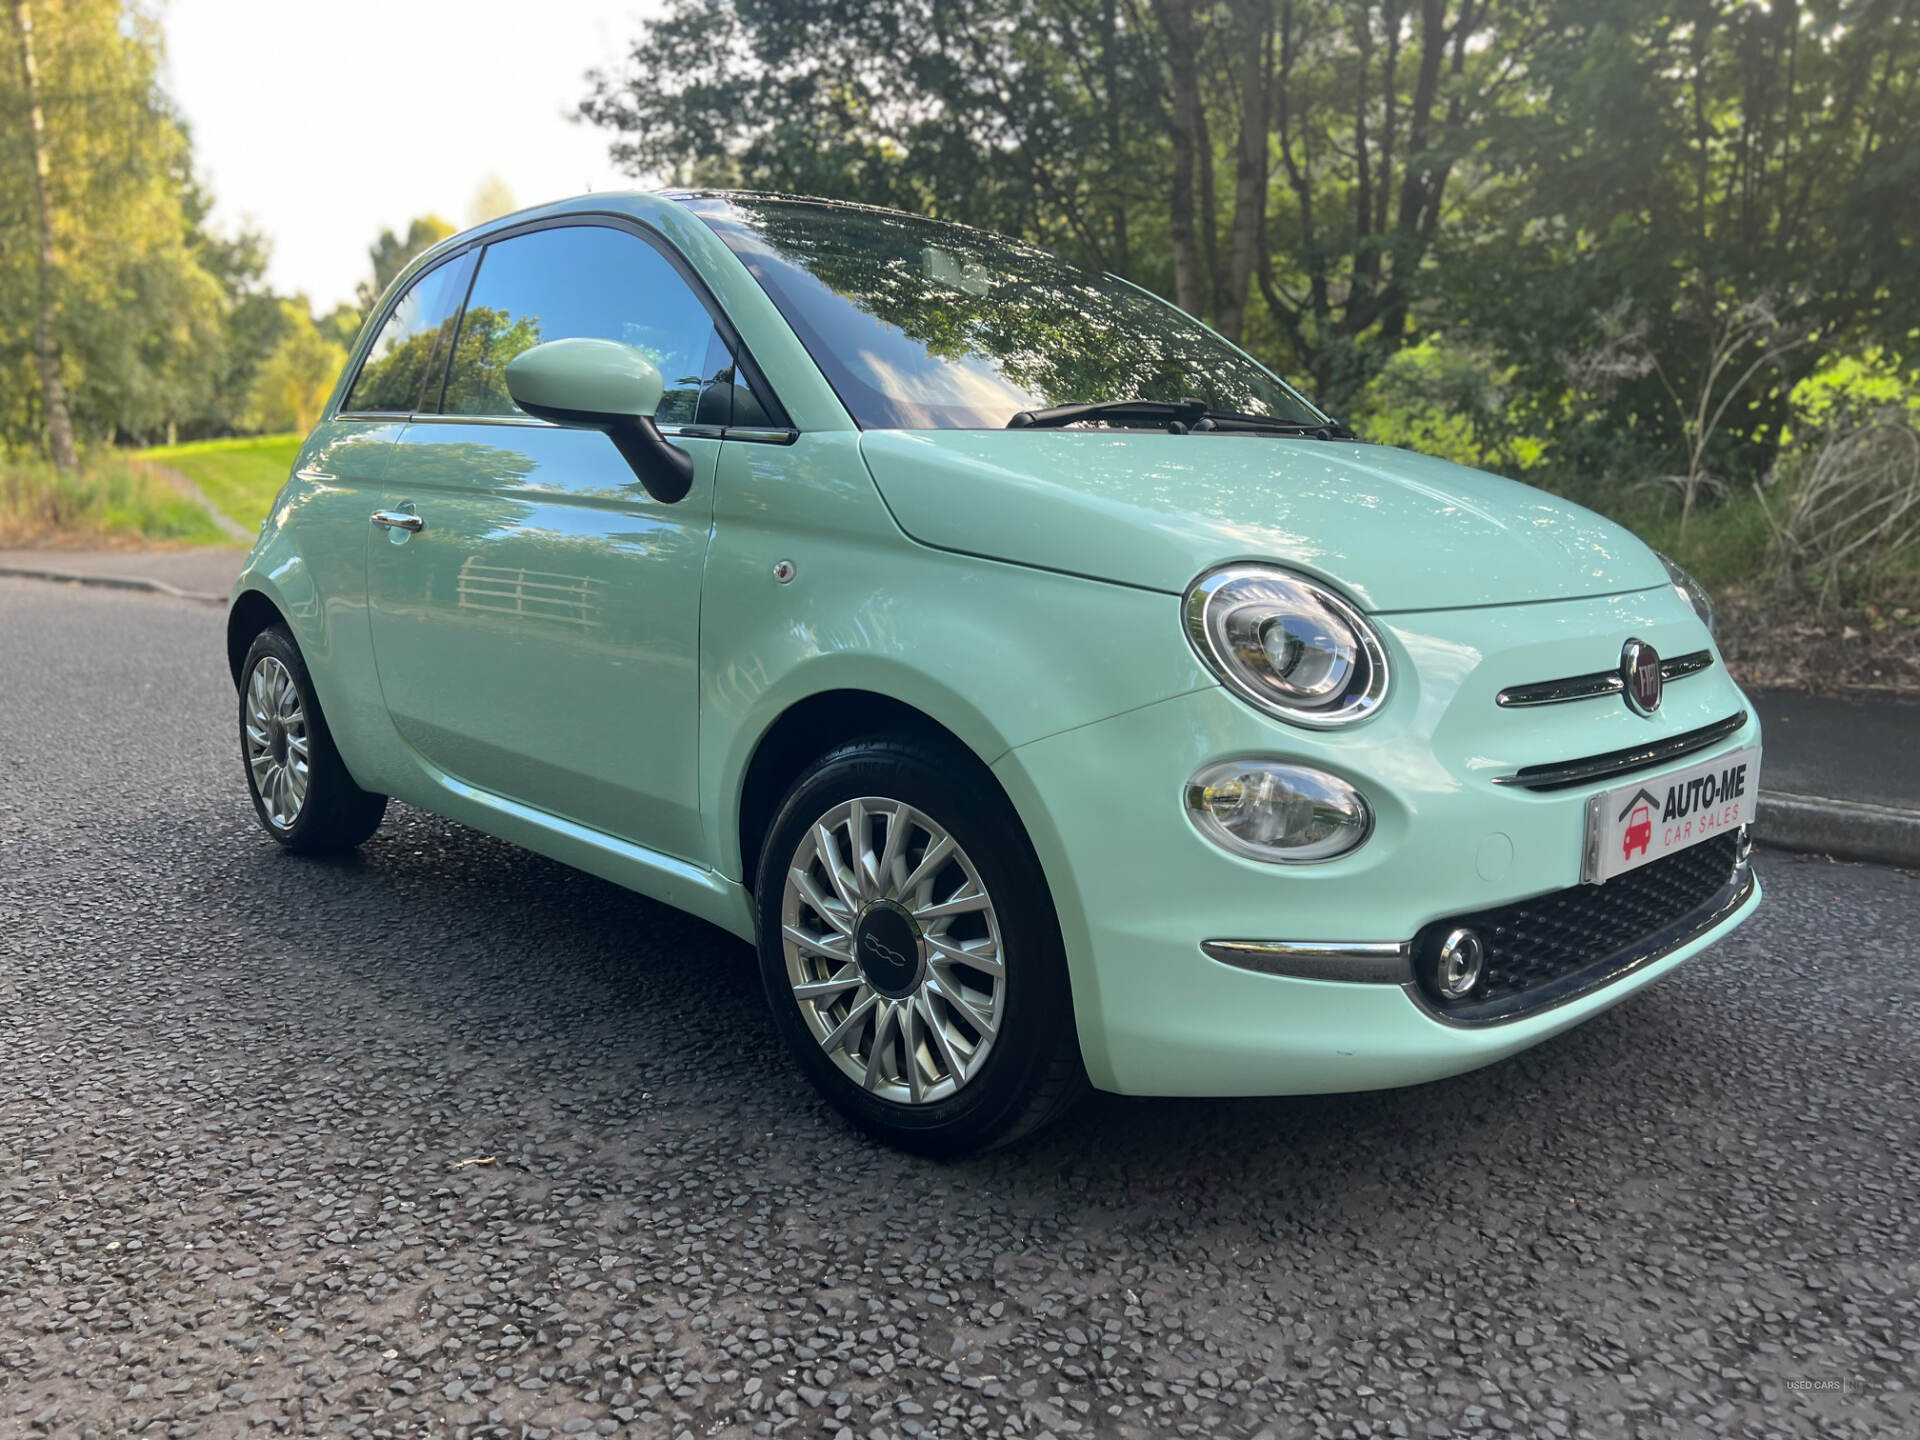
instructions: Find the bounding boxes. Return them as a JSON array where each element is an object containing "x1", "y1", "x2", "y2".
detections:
[
  {"x1": 1184, "y1": 759, "x2": 1373, "y2": 863},
  {"x1": 1183, "y1": 564, "x2": 1389, "y2": 726},
  {"x1": 1655, "y1": 551, "x2": 1716, "y2": 635}
]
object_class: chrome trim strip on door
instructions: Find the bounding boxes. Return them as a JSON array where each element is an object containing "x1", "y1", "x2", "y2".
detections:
[{"x1": 390, "y1": 414, "x2": 800, "y2": 445}]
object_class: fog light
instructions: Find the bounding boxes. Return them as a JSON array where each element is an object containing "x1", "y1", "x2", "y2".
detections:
[
  {"x1": 1183, "y1": 760, "x2": 1372, "y2": 864},
  {"x1": 1435, "y1": 927, "x2": 1485, "y2": 998}
]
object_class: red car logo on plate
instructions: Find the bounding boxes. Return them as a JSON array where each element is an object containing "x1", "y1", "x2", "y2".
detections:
[{"x1": 1623, "y1": 804, "x2": 1653, "y2": 860}]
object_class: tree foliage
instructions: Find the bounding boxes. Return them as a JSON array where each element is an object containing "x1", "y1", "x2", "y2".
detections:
[
  {"x1": 0, "y1": 0, "x2": 233, "y2": 450},
  {"x1": 1, "y1": 0, "x2": 461, "y2": 454},
  {"x1": 584, "y1": 0, "x2": 1920, "y2": 485},
  {"x1": 245, "y1": 301, "x2": 346, "y2": 436},
  {"x1": 355, "y1": 215, "x2": 455, "y2": 316}
]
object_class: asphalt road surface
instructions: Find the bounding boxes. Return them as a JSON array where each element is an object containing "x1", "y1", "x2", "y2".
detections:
[{"x1": 2, "y1": 576, "x2": 1915, "y2": 1440}]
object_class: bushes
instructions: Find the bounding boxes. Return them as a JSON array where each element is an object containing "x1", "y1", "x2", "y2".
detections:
[
  {"x1": 1348, "y1": 333, "x2": 1920, "y2": 613},
  {"x1": 0, "y1": 452, "x2": 226, "y2": 548},
  {"x1": 1754, "y1": 353, "x2": 1920, "y2": 609},
  {"x1": 1760, "y1": 420, "x2": 1920, "y2": 609},
  {"x1": 1350, "y1": 341, "x2": 1546, "y2": 475}
]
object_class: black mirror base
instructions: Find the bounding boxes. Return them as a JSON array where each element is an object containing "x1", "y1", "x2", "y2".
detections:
[{"x1": 514, "y1": 401, "x2": 695, "y2": 505}]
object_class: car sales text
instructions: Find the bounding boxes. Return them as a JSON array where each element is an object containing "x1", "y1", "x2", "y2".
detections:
[{"x1": 1660, "y1": 760, "x2": 1750, "y2": 846}]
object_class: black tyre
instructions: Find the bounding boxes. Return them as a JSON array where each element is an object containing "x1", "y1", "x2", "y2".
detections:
[
  {"x1": 754, "y1": 735, "x2": 1086, "y2": 1154},
  {"x1": 237, "y1": 626, "x2": 387, "y2": 855}
]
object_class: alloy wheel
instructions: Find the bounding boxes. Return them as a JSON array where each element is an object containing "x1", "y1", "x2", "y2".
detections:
[
  {"x1": 780, "y1": 797, "x2": 1006, "y2": 1105},
  {"x1": 244, "y1": 655, "x2": 310, "y2": 829}
]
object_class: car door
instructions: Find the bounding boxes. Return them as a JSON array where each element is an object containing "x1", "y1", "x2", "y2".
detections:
[
  {"x1": 302, "y1": 249, "x2": 476, "y2": 598},
  {"x1": 366, "y1": 221, "x2": 743, "y2": 863}
]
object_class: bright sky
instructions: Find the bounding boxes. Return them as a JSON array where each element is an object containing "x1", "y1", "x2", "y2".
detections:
[{"x1": 159, "y1": 0, "x2": 662, "y2": 310}]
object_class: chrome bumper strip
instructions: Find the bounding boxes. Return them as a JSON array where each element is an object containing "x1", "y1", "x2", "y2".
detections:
[{"x1": 1200, "y1": 939, "x2": 1412, "y2": 984}]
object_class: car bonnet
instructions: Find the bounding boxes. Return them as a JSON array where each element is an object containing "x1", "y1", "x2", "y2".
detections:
[{"x1": 858, "y1": 429, "x2": 1667, "y2": 612}]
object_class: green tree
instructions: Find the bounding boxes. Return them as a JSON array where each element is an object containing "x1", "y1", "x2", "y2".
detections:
[
  {"x1": 580, "y1": 0, "x2": 1512, "y2": 405},
  {"x1": 316, "y1": 301, "x2": 364, "y2": 353},
  {"x1": 585, "y1": 0, "x2": 1920, "y2": 494},
  {"x1": 0, "y1": 0, "x2": 236, "y2": 451},
  {"x1": 1439, "y1": 0, "x2": 1920, "y2": 486},
  {"x1": 183, "y1": 177, "x2": 286, "y2": 438},
  {"x1": 355, "y1": 215, "x2": 455, "y2": 314},
  {"x1": 469, "y1": 175, "x2": 516, "y2": 226},
  {"x1": 244, "y1": 301, "x2": 345, "y2": 435},
  {"x1": 578, "y1": 0, "x2": 1163, "y2": 271},
  {"x1": 10, "y1": 1, "x2": 77, "y2": 468}
]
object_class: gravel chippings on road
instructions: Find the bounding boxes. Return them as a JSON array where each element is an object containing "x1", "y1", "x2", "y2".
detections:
[{"x1": 1, "y1": 575, "x2": 1915, "y2": 1440}]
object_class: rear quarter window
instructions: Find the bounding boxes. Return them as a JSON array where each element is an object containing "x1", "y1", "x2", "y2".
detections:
[{"x1": 340, "y1": 253, "x2": 475, "y2": 414}]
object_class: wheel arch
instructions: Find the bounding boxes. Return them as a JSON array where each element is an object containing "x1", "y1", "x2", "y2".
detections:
[
  {"x1": 734, "y1": 688, "x2": 1003, "y2": 894},
  {"x1": 227, "y1": 587, "x2": 290, "y2": 689}
]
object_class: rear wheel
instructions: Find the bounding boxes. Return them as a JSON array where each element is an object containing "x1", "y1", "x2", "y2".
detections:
[
  {"x1": 238, "y1": 626, "x2": 386, "y2": 854},
  {"x1": 754, "y1": 736, "x2": 1086, "y2": 1154}
]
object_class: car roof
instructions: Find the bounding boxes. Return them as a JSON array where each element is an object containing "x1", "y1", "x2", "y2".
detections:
[
  {"x1": 393, "y1": 188, "x2": 960, "y2": 285},
  {"x1": 659, "y1": 188, "x2": 931, "y2": 221},
  {"x1": 657, "y1": 189, "x2": 1037, "y2": 247}
]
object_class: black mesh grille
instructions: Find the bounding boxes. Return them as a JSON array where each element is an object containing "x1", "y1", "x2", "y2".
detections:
[{"x1": 1414, "y1": 832, "x2": 1746, "y2": 1024}]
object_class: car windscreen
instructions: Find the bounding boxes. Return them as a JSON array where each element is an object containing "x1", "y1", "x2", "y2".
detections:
[{"x1": 687, "y1": 196, "x2": 1324, "y2": 431}]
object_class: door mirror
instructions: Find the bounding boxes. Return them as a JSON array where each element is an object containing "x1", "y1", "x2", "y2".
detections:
[{"x1": 505, "y1": 338, "x2": 695, "y2": 504}]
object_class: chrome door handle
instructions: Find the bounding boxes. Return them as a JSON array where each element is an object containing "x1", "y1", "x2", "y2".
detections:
[{"x1": 370, "y1": 509, "x2": 423, "y2": 533}]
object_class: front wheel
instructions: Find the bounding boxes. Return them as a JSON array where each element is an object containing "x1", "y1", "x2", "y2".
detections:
[
  {"x1": 754, "y1": 737, "x2": 1086, "y2": 1154},
  {"x1": 238, "y1": 627, "x2": 387, "y2": 854}
]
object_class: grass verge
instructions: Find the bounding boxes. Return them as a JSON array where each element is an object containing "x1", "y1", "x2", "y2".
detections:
[
  {"x1": 136, "y1": 434, "x2": 303, "y2": 533},
  {"x1": 0, "y1": 454, "x2": 229, "y2": 549}
]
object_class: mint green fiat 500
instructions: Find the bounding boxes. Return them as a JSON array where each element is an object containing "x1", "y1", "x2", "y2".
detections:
[{"x1": 228, "y1": 192, "x2": 1760, "y2": 1153}]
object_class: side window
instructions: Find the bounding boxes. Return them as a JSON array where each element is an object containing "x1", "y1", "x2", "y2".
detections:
[
  {"x1": 341, "y1": 253, "x2": 474, "y2": 414},
  {"x1": 692, "y1": 330, "x2": 777, "y2": 429},
  {"x1": 442, "y1": 226, "x2": 735, "y2": 426}
]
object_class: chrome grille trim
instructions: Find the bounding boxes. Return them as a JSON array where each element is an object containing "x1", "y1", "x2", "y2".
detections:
[
  {"x1": 1496, "y1": 649, "x2": 1714, "y2": 708},
  {"x1": 1492, "y1": 710, "x2": 1749, "y2": 792},
  {"x1": 1660, "y1": 649, "x2": 1716, "y2": 683}
]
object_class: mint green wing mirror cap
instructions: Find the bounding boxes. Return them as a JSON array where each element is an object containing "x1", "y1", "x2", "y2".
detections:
[
  {"x1": 504, "y1": 338, "x2": 693, "y2": 505},
  {"x1": 506, "y1": 337, "x2": 665, "y2": 420}
]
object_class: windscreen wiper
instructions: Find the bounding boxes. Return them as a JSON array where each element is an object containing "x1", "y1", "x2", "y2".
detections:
[
  {"x1": 1006, "y1": 396, "x2": 1355, "y2": 439},
  {"x1": 1191, "y1": 409, "x2": 1356, "y2": 440},
  {"x1": 1007, "y1": 398, "x2": 1212, "y2": 431}
]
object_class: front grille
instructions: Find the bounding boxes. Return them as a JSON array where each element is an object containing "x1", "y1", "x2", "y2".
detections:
[
  {"x1": 1412, "y1": 832, "x2": 1749, "y2": 1024},
  {"x1": 1495, "y1": 649, "x2": 1715, "y2": 708},
  {"x1": 1494, "y1": 711, "x2": 1748, "y2": 792}
]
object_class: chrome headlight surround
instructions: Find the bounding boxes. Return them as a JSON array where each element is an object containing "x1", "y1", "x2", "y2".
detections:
[
  {"x1": 1655, "y1": 550, "x2": 1716, "y2": 635},
  {"x1": 1182, "y1": 564, "x2": 1390, "y2": 728}
]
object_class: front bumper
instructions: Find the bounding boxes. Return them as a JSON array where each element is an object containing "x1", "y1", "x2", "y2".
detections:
[
  {"x1": 1208, "y1": 827, "x2": 1753, "y2": 1022},
  {"x1": 990, "y1": 585, "x2": 1763, "y2": 1097}
]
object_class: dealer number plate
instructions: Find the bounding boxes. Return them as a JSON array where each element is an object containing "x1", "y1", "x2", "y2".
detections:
[{"x1": 1582, "y1": 745, "x2": 1760, "y2": 884}]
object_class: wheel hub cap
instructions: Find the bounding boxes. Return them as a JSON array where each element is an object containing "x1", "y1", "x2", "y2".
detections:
[
  {"x1": 780, "y1": 797, "x2": 1005, "y2": 1106},
  {"x1": 244, "y1": 655, "x2": 310, "y2": 830},
  {"x1": 853, "y1": 899, "x2": 924, "y2": 997}
]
